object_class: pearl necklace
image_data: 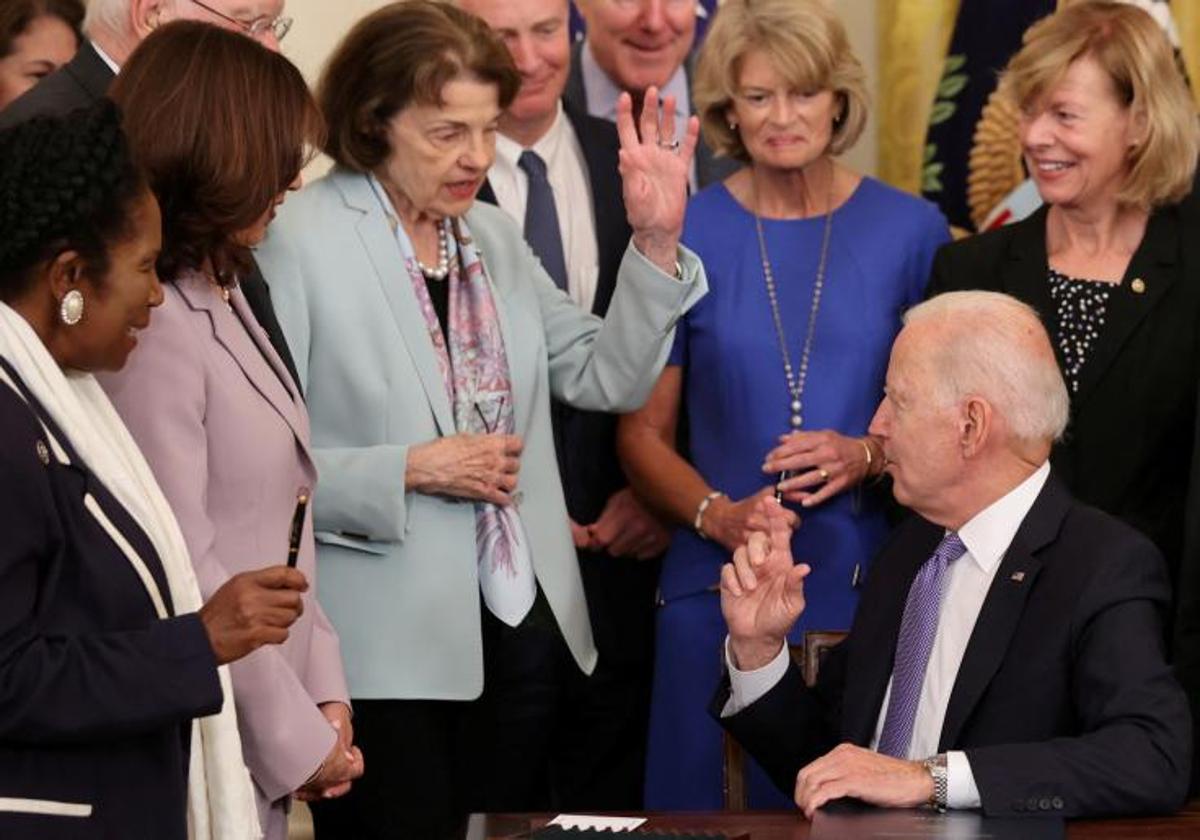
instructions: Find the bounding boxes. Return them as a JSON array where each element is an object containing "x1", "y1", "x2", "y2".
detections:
[
  {"x1": 417, "y1": 222, "x2": 451, "y2": 281},
  {"x1": 753, "y1": 167, "x2": 834, "y2": 431}
]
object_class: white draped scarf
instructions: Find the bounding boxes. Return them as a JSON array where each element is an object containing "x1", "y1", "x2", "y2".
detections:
[{"x1": 0, "y1": 302, "x2": 261, "y2": 840}]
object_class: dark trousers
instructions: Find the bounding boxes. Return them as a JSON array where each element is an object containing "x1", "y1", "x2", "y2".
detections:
[
  {"x1": 553, "y1": 549, "x2": 659, "y2": 810},
  {"x1": 312, "y1": 592, "x2": 596, "y2": 839}
]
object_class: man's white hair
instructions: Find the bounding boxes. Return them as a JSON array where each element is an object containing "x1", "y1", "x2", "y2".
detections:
[
  {"x1": 83, "y1": 0, "x2": 145, "y2": 37},
  {"x1": 903, "y1": 291, "x2": 1070, "y2": 443}
]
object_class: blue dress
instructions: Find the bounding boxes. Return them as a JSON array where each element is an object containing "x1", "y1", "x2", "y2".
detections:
[{"x1": 644, "y1": 177, "x2": 949, "y2": 809}]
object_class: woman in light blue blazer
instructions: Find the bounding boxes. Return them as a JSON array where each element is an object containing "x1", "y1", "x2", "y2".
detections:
[{"x1": 254, "y1": 3, "x2": 706, "y2": 837}]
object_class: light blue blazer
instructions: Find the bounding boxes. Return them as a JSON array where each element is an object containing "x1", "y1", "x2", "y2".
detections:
[{"x1": 255, "y1": 167, "x2": 706, "y2": 700}]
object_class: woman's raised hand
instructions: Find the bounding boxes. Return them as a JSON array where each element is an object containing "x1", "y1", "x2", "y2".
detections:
[{"x1": 615, "y1": 86, "x2": 700, "y2": 275}]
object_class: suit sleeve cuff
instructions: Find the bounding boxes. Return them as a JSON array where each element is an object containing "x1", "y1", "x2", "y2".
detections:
[
  {"x1": 721, "y1": 635, "x2": 790, "y2": 717},
  {"x1": 947, "y1": 750, "x2": 982, "y2": 809}
]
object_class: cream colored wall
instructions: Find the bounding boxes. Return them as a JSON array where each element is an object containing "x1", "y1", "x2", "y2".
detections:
[
  {"x1": 282, "y1": 0, "x2": 389, "y2": 89},
  {"x1": 282, "y1": 0, "x2": 882, "y2": 177},
  {"x1": 832, "y1": 0, "x2": 878, "y2": 177}
]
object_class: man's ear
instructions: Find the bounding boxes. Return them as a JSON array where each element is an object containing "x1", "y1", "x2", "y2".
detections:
[
  {"x1": 960, "y1": 395, "x2": 991, "y2": 458},
  {"x1": 130, "y1": 0, "x2": 169, "y2": 40}
]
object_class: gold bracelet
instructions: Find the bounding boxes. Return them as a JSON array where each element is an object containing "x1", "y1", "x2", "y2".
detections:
[{"x1": 859, "y1": 438, "x2": 873, "y2": 476}]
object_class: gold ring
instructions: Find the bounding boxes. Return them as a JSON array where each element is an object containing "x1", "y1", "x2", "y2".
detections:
[{"x1": 819, "y1": 468, "x2": 830, "y2": 482}]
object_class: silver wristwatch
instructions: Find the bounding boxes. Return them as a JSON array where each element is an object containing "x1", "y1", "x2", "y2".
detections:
[{"x1": 922, "y1": 753, "x2": 948, "y2": 811}]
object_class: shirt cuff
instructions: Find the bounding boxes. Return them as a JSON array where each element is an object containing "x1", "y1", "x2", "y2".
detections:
[
  {"x1": 946, "y1": 750, "x2": 982, "y2": 809},
  {"x1": 720, "y1": 635, "x2": 790, "y2": 718}
]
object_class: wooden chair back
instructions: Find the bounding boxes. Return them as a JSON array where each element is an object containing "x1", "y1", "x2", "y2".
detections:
[{"x1": 721, "y1": 630, "x2": 848, "y2": 811}]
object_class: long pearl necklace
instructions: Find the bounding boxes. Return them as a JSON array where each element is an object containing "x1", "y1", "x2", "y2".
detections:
[
  {"x1": 753, "y1": 166, "x2": 835, "y2": 431},
  {"x1": 417, "y1": 221, "x2": 451, "y2": 281}
]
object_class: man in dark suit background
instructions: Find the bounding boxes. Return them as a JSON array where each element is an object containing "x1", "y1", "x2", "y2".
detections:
[
  {"x1": 0, "y1": 0, "x2": 301, "y2": 393},
  {"x1": 717, "y1": 290, "x2": 1190, "y2": 818},
  {"x1": 462, "y1": 0, "x2": 670, "y2": 809},
  {"x1": 566, "y1": 0, "x2": 737, "y2": 190}
]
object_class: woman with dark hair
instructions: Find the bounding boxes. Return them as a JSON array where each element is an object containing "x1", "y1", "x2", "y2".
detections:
[
  {"x1": 0, "y1": 0, "x2": 82, "y2": 111},
  {"x1": 255, "y1": 1, "x2": 706, "y2": 835},
  {"x1": 0, "y1": 101, "x2": 307, "y2": 840},
  {"x1": 97, "y1": 22, "x2": 361, "y2": 840}
]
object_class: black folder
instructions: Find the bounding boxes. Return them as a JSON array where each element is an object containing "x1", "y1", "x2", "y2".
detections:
[{"x1": 810, "y1": 804, "x2": 1063, "y2": 840}]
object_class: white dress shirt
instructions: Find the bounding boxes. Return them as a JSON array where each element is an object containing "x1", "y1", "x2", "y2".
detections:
[
  {"x1": 579, "y1": 39, "x2": 697, "y2": 191},
  {"x1": 91, "y1": 41, "x2": 120, "y2": 74},
  {"x1": 491, "y1": 103, "x2": 601, "y2": 312},
  {"x1": 724, "y1": 461, "x2": 1052, "y2": 810}
]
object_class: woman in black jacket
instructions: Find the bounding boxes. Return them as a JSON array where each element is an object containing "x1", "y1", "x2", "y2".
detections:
[{"x1": 928, "y1": 2, "x2": 1199, "y2": 576}]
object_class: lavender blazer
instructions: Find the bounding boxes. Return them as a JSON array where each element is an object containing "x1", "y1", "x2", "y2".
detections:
[{"x1": 99, "y1": 270, "x2": 350, "y2": 839}]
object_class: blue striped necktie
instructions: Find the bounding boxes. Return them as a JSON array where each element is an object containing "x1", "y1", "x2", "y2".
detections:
[{"x1": 877, "y1": 531, "x2": 968, "y2": 758}]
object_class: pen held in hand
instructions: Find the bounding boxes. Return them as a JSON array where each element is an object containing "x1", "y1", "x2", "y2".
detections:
[
  {"x1": 474, "y1": 395, "x2": 506, "y2": 434},
  {"x1": 286, "y1": 487, "x2": 310, "y2": 568}
]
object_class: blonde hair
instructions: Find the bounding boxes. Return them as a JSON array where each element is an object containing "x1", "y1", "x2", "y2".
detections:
[
  {"x1": 999, "y1": 0, "x2": 1198, "y2": 208},
  {"x1": 692, "y1": 0, "x2": 867, "y2": 163}
]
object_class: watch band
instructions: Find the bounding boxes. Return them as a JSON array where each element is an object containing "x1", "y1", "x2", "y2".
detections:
[{"x1": 922, "y1": 753, "x2": 948, "y2": 811}]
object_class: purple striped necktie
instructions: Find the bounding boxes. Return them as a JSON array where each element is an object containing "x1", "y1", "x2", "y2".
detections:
[{"x1": 877, "y1": 532, "x2": 968, "y2": 758}]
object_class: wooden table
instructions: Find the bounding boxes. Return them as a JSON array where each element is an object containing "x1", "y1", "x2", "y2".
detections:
[{"x1": 481, "y1": 802, "x2": 1200, "y2": 839}]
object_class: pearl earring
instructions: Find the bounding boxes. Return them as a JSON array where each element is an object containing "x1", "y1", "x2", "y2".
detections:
[{"x1": 59, "y1": 289, "x2": 84, "y2": 326}]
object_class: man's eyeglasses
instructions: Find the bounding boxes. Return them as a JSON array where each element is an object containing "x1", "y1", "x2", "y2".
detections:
[{"x1": 188, "y1": 0, "x2": 293, "y2": 42}]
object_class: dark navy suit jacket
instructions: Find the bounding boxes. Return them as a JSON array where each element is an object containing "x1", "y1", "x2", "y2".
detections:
[
  {"x1": 0, "y1": 360, "x2": 222, "y2": 839},
  {"x1": 714, "y1": 474, "x2": 1192, "y2": 818}
]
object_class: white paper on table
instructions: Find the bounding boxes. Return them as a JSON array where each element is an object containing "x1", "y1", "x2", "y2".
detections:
[{"x1": 547, "y1": 814, "x2": 648, "y2": 831}]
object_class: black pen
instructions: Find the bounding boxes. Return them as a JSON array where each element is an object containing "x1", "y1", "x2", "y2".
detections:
[
  {"x1": 474, "y1": 396, "x2": 506, "y2": 434},
  {"x1": 286, "y1": 486, "x2": 310, "y2": 568}
]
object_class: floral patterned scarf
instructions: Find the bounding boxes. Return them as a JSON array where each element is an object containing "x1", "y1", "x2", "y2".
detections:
[{"x1": 371, "y1": 177, "x2": 536, "y2": 627}]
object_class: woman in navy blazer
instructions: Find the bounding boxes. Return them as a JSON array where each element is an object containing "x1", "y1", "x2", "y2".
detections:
[{"x1": 0, "y1": 102, "x2": 306, "y2": 840}]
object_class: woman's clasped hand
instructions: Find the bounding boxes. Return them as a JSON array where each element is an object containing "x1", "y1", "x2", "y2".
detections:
[{"x1": 407, "y1": 433, "x2": 524, "y2": 506}]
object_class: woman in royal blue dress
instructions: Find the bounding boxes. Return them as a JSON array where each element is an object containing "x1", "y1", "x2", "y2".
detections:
[{"x1": 618, "y1": 0, "x2": 950, "y2": 810}]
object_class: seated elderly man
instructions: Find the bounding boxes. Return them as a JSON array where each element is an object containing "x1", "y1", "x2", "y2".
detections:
[{"x1": 716, "y1": 291, "x2": 1191, "y2": 819}]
